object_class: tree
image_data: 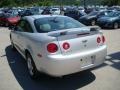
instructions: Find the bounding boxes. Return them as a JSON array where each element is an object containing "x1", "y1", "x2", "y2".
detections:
[
  {"x1": 102, "y1": 0, "x2": 120, "y2": 6},
  {"x1": 0, "y1": 0, "x2": 16, "y2": 7},
  {"x1": 75, "y1": 0, "x2": 80, "y2": 6}
]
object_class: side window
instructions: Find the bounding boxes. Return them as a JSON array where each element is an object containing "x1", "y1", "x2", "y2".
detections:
[
  {"x1": 17, "y1": 20, "x2": 25, "y2": 32},
  {"x1": 17, "y1": 20, "x2": 33, "y2": 33},
  {"x1": 23, "y1": 21, "x2": 33, "y2": 33}
]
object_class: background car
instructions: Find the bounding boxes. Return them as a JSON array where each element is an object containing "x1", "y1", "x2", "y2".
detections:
[
  {"x1": 50, "y1": 8, "x2": 61, "y2": 15},
  {"x1": 7, "y1": 9, "x2": 19, "y2": 16},
  {"x1": 41, "y1": 7, "x2": 52, "y2": 15},
  {"x1": 18, "y1": 9, "x2": 40, "y2": 17},
  {"x1": 0, "y1": 13, "x2": 20, "y2": 26},
  {"x1": 84, "y1": 7, "x2": 95, "y2": 14},
  {"x1": 79, "y1": 10, "x2": 113, "y2": 26},
  {"x1": 97, "y1": 11, "x2": 120, "y2": 29},
  {"x1": 64, "y1": 9, "x2": 86, "y2": 20}
]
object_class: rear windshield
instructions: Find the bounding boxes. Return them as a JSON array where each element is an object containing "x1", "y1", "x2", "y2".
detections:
[
  {"x1": 107, "y1": 12, "x2": 120, "y2": 17},
  {"x1": 34, "y1": 16, "x2": 85, "y2": 33}
]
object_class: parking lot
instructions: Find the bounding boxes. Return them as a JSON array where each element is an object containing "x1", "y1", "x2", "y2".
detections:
[{"x1": 0, "y1": 27, "x2": 120, "y2": 90}]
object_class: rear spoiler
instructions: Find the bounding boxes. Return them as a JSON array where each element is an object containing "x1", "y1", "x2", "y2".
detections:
[{"x1": 48, "y1": 26, "x2": 101, "y2": 37}]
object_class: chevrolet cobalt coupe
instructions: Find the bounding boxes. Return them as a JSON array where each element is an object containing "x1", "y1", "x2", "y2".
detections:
[{"x1": 10, "y1": 15, "x2": 107, "y2": 79}]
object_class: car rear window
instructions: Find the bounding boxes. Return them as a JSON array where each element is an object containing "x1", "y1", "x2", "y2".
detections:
[
  {"x1": 107, "y1": 11, "x2": 120, "y2": 17},
  {"x1": 34, "y1": 16, "x2": 85, "y2": 33}
]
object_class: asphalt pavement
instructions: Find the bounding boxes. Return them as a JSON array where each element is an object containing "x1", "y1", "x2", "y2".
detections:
[{"x1": 0, "y1": 27, "x2": 120, "y2": 90}]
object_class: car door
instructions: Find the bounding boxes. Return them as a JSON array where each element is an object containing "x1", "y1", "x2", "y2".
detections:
[
  {"x1": 11, "y1": 20, "x2": 26, "y2": 55},
  {"x1": 16, "y1": 20, "x2": 34, "y2": 55}
]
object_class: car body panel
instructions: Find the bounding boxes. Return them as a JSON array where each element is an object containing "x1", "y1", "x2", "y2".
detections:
[
  {"x1": 10, "y1": 15, "x2": 107, "y2": 77},
  {"x1": 0, "y1": 13, "x2": 20, "y2": 26}
]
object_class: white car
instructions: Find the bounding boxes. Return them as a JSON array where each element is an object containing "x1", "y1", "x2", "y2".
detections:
[
  {"x1": 50, "y1": 8, "x2": 61, "y2": 15},
  {"x1": 10, "y1": 15, "x2": 107, "y2": 79}
]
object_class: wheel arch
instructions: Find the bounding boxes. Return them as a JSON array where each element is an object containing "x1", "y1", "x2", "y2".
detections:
[
  {"x1": 24, "y1": 48, "x2": 36, "y2": 65},
  {"x1": 24, "y1": 44, "x2": 34, "y2": 57},
  {"x1": 113, "y1": 21, "x2": 119, "y2": 28}
]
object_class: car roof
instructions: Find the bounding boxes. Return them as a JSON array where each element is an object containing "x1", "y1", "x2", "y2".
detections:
[{"x1": 24, "y1": 15, "x2": 66, "y2": 20}]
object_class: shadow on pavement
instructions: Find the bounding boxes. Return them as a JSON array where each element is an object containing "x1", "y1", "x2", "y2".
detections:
[
  {"x1": 92, "y1": 52, "x2": 120, "y2": 71},
  {"x1": 5, "y1": 45, "x2": 96, "y2": 90},
  {"x1": 108, "y1": 52, "x2": 120, "y2": 60},
  {"x1": 108, "y1": 52, "x2": 120, "y2": 70}
]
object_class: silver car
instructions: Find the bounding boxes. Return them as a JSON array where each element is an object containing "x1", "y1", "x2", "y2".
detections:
[{"x1": 10, "y1": 15, "x2": 107, "y2": 79}]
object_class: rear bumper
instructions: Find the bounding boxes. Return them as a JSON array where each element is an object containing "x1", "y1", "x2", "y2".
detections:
[{"x1": 39, "y1": 45, "x2": 107, "y2": 77}]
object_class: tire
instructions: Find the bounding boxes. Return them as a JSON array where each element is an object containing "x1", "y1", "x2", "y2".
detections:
[
  {"x1": 91, "y1": 20, "x2": 96, "y2": 26},
  {"x1": 26, "y1": 53, "x2": 39, "y2": 79},
  {"x1": 113, "y1": 22, "x2": 119, "y2": 29}
]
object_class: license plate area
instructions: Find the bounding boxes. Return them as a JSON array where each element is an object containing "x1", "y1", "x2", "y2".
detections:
[{"x1": 80, "y1": 55, "x2": 96, "y2": 68}]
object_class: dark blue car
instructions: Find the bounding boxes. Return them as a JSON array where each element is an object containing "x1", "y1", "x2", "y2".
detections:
[
  {"x1": 64, "y1": 9, "x2": 86, "y2": 20},
  {"x1": 97, "y1": 11, "x2": 120, "y2": 29},
  {"x1": 79, "y1": 10, "x2": 113, "y2": 26}
]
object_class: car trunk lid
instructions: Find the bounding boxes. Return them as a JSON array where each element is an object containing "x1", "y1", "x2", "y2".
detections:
[{"x1": 48, "y1": 26, "x2": 102, "y2": 55}]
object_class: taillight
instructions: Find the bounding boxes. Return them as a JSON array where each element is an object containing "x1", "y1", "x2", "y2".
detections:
[
  {"x1": 63, "y1": 42, "x2": 70, "y2": 50},
  {"x1": 97, "y1": 37, "x2": 101, "y2": 43},
  {"x1": 102, "y1": 36, "x2": 105, "y2": 43},
  {"x1": 47, "y1": 43, "x2": 58, "y2": 53}
]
